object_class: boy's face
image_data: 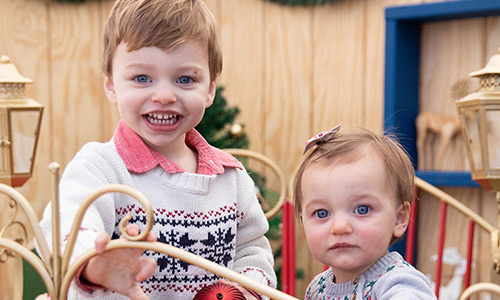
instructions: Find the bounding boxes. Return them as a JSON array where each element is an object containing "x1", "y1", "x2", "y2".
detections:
[
  {"x1": 104, "y1": 40, "x2": 216, "y2": 156},
  {"x1": 300, "y1": 150, "x2": 409, "y2": 283}
]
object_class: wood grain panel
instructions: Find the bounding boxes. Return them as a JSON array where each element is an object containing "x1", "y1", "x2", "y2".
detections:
[
  {"x1": 312, "y1": 0, "x2": 366, "y2": 132},
  {"x1": 420, "y1": 19, "x2": 486, "y2": 115},
  {"x1": 263, "y1": 3, "x2": 312, "y2": 175},
  {"x1": 49, "y1": 1, "x2": 106, "y2": 167},
  {"x1": 486, "y1": 17, "x2": 500, "y2": 60},
  {"x1": 261, "y1": 3, "x2": 314, "y2": 295},
  {"x1": 419, "y1": 18, "x2": 486, "y2": 171},
  {"x1": 218, "y1": 0, "x2": 265, "y2": 153}
]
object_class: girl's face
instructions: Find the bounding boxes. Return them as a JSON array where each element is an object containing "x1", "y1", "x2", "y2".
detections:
[
  {"x1": 300, "y1": 149, "x2": 409, "y2": 283},
  {"x1": 104, "y1": 40, "x2": 216, "y2": 158}
]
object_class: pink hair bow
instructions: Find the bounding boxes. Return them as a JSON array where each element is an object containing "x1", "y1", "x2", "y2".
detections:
[{"x1": 303, "y1": 124, "x2": 341, "y2": 154}]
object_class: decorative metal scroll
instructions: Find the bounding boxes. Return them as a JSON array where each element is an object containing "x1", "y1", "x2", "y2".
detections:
[
  {"x1": 223, "y1": 148, "x2": 288, "y2": 220},
  {"x1": 0, "y1": 162, "x2": 298, "y2": 300},
  {"x1": 0, "y1": 198, "x2": 26, "y2": 260}
]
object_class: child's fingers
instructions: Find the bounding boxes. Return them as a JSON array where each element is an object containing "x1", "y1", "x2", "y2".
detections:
[
  {"x1": 217, "y1": 279, "x2": 232, "y2": 285},
  {"x1": 124, "y1": 223, "x2": 156, "y2": 242},
  {"x1": 146, "y1": 230, "x2": 156, "y2": 242},
  {"x1": 125, "y1": 284, "x2": 150, "y2": 300},
  {"x1": 126, "y1": 223, "x2": 140, "y2": 236},
  {"x1": 94, "y1": 232, "x2": 111, "y2": 254},
  {"x1": 135, "y1": 257, "x2": 157, "y2": 282}
]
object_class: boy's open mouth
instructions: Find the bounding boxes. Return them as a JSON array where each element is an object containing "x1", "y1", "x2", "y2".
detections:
[{"x1": 145, "y1": 113, "x2": 179, "y2": 125}]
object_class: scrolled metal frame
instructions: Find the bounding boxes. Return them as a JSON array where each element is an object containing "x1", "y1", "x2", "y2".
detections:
[
  {"x1": 0, "y1": 162, "x2": 298, "y2": 300},
  {"x1": 223, "y1": 148, "x2": 287, "y2": 220}
]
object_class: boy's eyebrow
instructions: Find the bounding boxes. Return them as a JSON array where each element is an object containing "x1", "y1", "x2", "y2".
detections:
[{"x1": 123, "y1": 63, "x2": 206, "y2": 73}]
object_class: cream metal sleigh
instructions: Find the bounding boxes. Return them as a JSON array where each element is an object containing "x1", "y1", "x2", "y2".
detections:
[
  {"x1": 3, "y1": 149, "x2": 500, "y2": 299},
  {"x1": 0, "y1": 149, "x2": 298, "y2": 299},
  {"x1": 410, "y1": 178, "x2": 500, "y2": 299}
]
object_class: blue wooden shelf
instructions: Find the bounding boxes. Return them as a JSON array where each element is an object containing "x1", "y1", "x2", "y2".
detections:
[
  {"x1": 415, "y1": 171, "x2": 479, "y2": 188},
  {"x1": 383, "y1": 0, "x2": 500, "y2": 188}
]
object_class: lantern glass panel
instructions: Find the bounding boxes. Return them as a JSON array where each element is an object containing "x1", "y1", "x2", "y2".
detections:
[
  {"x1": 10, "y1": 109, "x2": 41, "y2": 174},
  {"x1": 486, "y1": 109, "x2": 500, "y2": 169},
  {"x1": 0, "y1": 108, "x2": 9, "y2": 174},
  {"x1": 462, "y1": 108, "x2": 483, "y2": 170}
]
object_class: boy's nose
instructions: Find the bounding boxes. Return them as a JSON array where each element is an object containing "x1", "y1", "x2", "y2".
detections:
[
  {"x1": 151, "y1": 83, "x2": 177, "y2": 105},
  {"x1": 329, "y1": 215, "x2": 353, "y2": 235}
]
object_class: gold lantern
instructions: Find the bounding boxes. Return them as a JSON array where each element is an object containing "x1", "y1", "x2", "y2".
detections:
[
  {"x1": 0, "y1": 55, "x2": 43, "y2": 187},
  {"x1": 456, "y1": 48, "x2": 500, "y2": 191}
]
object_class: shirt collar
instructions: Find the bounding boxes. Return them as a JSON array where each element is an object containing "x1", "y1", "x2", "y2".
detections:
[{"x1": 113, "y1": 120, "x2": 242, "y2": 175}]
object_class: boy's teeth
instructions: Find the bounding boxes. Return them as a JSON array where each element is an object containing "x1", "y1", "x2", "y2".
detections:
[{"x1": 146, "y1": 113, "x2": 179, "y2": 125}]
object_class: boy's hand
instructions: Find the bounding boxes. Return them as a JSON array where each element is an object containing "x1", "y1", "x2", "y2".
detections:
[
  {"x1": 217, "y1": 279, "x2": 260, "y2": 300},
  {"x1": 82, "y1": 224, "x2": 157, "y2": 300}
]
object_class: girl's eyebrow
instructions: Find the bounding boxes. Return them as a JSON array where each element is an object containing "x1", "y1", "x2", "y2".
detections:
[{"x1": 302, "y1": 198, "x2": 331, "y2": 210}]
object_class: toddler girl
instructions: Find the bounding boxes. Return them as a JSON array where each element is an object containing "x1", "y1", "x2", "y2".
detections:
[{"x1": 294, "y1": 125, "x2": 436, "y2": 299}]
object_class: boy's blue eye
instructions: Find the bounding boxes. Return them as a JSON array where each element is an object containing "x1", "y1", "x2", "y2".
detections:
[
  {"x1": 314, "y1": 209, "x2": 329, "y2": 219},
  {"x1": 355, "y1": 205, "x2": 370, "y2": 215},
  {"x1": 134, "y1": 75, "x2": 151, "y2": 83},
  {"x1": 177, "y1": 76, "x2": 193, "y2": 84}
]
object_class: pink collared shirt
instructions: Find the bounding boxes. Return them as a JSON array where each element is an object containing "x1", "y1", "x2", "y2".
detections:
[{"x1": 113, "y1": 120, "x2": 242, "y2": 175}]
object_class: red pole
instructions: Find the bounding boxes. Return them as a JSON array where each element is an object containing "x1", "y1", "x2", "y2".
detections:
[
  {"x1": 281, "y1": 201, "x2": 295, "y2": 296},
  {"x1": 463, "y1": 220, "x2": 475, "y2": 293},
  {"x1": 435, "y1": 201, "x2": 447, "y2": 298},
  {"x1": 405, "y1": 186, "x2": 418, "y2": 265}
]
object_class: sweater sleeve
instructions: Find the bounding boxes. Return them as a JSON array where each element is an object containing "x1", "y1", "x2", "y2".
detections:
[
  {"x1": 231, "y1": 167, "x2": 278, "y2": 297},
  {"x1": 38, "y1": 142, "x2": 121, "y2": 297}
]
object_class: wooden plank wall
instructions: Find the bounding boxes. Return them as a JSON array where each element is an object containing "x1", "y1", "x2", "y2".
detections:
[{"x1": 1, "y1": 0, "x2": 499, "y2": 298}]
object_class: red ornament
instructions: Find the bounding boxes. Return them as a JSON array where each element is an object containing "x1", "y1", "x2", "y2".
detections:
[{"x1": 193, "y1": 282, "x2": 246, "y2": 300}]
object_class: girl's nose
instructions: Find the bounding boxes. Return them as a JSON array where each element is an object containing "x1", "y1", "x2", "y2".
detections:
[
  {"x1": 151, "y1": 82, "x2": 176, "y2": 105},
  {"x1": 330, "y1": 215, "x2": 353, "y2": 235}
]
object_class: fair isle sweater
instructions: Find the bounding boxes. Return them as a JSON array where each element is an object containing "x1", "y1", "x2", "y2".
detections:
[
  {"x1": 305, "y1": 252, "x2": 436, "y2": 300},
  {"x1": 39, "y1": 120, "x2": 276, "y2": 299}
]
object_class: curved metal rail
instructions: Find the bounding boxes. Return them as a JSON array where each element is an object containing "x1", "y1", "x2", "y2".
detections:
[
  {"x1": 223, "y1": 148, "x2": 288, "y2": 220},
  {"x1": 459, "y1": 282, "x2": 500, "y2": 300}
]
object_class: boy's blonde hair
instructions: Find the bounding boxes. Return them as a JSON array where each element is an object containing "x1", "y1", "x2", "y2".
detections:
[
  {"x1": 294, "y1": 126, "x2": 415, "y2": 219},
  {"x1": 102, "y1": 0, "x2": 222, "y2": 81}
]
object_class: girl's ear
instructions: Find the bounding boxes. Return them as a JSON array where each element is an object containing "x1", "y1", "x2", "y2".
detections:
[
  {"x1": 393, "y1": 202, "x2": 411, "y2": 238},
  {"x1": 104, "y1": 77, "x2": 117, "y2": 105}
]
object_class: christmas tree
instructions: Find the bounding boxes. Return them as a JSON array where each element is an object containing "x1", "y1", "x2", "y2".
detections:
[{"x1": 196, "y1": 86, "x2": 249, "y2": 150}]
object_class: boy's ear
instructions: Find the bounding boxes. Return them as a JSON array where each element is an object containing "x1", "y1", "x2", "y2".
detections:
[
  {"x1": 393, "y1": 202, "x2": 411, "y2": 238},
  {"x1": 104, "y1": 77, "x2": 117, "y2": 105},
  {"x1": 205, "y1": 80, "x2": 217, "y2": 108}
]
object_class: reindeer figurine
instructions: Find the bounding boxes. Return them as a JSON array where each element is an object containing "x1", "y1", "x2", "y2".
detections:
[
  {"x1": 415, "y1": 79, "x2": 471, "y2": 171},
  {"x1": 415, "y1": 111, "x2": 462, "y2": 170}
]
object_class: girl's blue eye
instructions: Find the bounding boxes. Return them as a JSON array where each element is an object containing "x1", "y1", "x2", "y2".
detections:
[
  {"x1": 134, "y1": 75, "x2": 151, "y2": 83},
  {"x1": 355, "y1": 205, "x2": 370, "y2": 215},
  {"x1": 177, "y1": 76, "x2": 193, "y2": 84},
  {"x1": 314, "y1": 209, "x2": 329, "y2": 219}
]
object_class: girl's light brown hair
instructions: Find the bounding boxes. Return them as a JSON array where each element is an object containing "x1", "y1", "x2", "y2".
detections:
[
  {"x1": 293, "y1": 126, "x2": 415, "y2": 219},
  {"x1": 102, "y1": 0, "x2": 222, "y2": 81}
]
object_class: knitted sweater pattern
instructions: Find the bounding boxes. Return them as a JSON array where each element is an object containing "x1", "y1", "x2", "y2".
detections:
[
  {"x1": 305, "y1": 252, "x2": 436, "y2": 300},
  {"x1": 39, "y1": 139, "x2": 276, "y2": 299}
]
